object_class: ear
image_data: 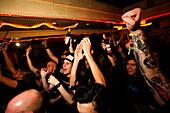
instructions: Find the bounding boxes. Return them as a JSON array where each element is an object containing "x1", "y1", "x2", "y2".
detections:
[{"x1": 92, "y1": 100, "x2": 97, "y2": 111}]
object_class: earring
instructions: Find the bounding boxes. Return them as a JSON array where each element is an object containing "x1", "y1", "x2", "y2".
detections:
[{"x1": 92, "y1": 101, "x2": 97, "y2": 111}]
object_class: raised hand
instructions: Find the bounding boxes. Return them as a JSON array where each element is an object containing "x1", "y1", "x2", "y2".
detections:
[
  {"x1": 0, "y1": 46, "x2": 7, "y2": 53},
  {"x1": 122, "y1": 8, "x2": 141, "y2": 31},
  {"x1": 48, "y1": 75, "x2": 60, "y2": 86},
  {"x1": 74, "y1": 43, "x2": 84, "y2": 61},
  {"x1": 40, "y1": 68, "x2": 48, "y2": 78},
  {"x1": 26, "y1": 46, "x2": 32, "y2": 56},
  {"x1": 80, "y1": 38, "x2": 91, "y2": 57},
  {"x1": 125, "y1": 39, "x2": 132, "y2": 50},
  {"x1": 42, "y1": 41, "x2": 47, "y2": 48},
  {"x1": 101, "y1": 42, "x2": 106, "y2": 50}
]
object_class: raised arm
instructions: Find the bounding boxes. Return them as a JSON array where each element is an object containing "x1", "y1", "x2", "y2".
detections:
[
  {"x1": 42, "y1": 41, "x2": 59, "y2": 64},
  {"x1": 40, "y1": 68, "x2": 50, "y2": 92},
  {"x1": 69, "y1": 37, "x2": 74, "y2": 53},
  {"x1": 70, "y1": 44, "x2": 84, "y2": 86},
  {"x1": 26, "y1": 46, "x2": 39, "y2": 75},
  {"x1": 0, "y1": 66, "x2": 17, "y2": 88},
  {"x1": 122, "y1": 8, "x2": 141, "y2": 32},
  {"x1": 107, "y1": 55, "x2": 116, "y2": 67},
  {"x1": 101, "y1": 36, "x2": 116, "y2": 67},
  {"x1": 122, "y1": 8, "x2": 170, "y2": 105},
  {"x1": 81, "y1": 38, "x2": 106, "y2": 86},
  {"x1": 1, "y1": 46, "x2": 16, "y2": 74},
  {"x1": 48, "y1": 75, "x2": 74, "y2": 105}
]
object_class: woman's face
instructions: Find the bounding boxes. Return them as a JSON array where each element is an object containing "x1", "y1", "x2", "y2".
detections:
[
  {"x1": 62, "y1": 59, "x2": 72, "y2": 75},
  {"x1": 126, "y1": 59, "x2": 137, "y2": 76}
]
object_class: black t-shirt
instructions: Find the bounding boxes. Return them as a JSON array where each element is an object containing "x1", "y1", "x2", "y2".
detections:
[
  {"x1": 125, "y1": 73, "x2": 158, "y2": 106},
  {"x1": 44, "y1": 73, "x2": 78, "y2": 113}
]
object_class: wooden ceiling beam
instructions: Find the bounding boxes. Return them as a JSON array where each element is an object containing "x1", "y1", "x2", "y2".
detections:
[{"x1": 0, "y1": 0, "x2": 122, "y2": 22}]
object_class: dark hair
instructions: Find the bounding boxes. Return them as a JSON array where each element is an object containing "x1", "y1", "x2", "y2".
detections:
[
  {"x1": 126, "y1": 53, "x2": 145, "y2": 77},
  {"x1": 73, "y1": 83, "x2": 105, "y2": 112},
  {"x1": 19, "y1": 67, "x2": 38, "y2": 89},
  {"x1": 126, "y1": 52, "x2": 136, "y2": 62}
]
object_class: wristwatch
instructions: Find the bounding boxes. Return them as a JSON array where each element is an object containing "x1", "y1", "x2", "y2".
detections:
[{"x1": 55, "y1": 82, "x2": 61, "y2": 88}]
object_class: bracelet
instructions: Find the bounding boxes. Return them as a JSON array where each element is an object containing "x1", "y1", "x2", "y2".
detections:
[{"x1": 55, "y1": 82, "x2": 61, "y2": 88}]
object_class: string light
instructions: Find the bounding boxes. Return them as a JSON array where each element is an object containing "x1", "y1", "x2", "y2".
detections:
[
  {"x1": 5, "y1": 37, "x2": 13, "y2": 48},
  {"x1": 113, "y1": 20, "x2": 153, "y2": 30},
  {"x1": 140, "y1": 22, "x2": 152, "y2": 27},
  {"x1": 113, "y1": 26, "x2": 126, "y2": 30},
  {"x1": 0, "y1": 22, "x2": 78, "y2": 30},
  {"x1": 0, "y1": 39, "x2": 8, "y2": 41},
  {"x1": 141, "y1": 12, "x2": 170, "y2": 21},
  {"x1": 0, "y1": 12, "x2": 168, "y2": 42}
]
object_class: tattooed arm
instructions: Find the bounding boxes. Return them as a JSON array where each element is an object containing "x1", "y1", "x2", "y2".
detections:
[{"x1": 122, "y1": 8, "x2": 169, "y2": 106}]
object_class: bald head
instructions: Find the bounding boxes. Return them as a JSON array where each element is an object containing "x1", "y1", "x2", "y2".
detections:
[
  {"x1": 5, "y1": 89, "x2": 43, "y2": 113},
  {"x1": 46, "y1": 61, "x2": 57, "y2": 73}
]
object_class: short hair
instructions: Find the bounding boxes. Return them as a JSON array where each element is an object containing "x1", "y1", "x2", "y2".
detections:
[
  {"x1": 47, "y1": 61, "x2": 57, "y2": 68},
  {"x1": 73, "y1": 83, "x2": 105, "y2": 111},
  {"x1": 5, "y1": 89, "x2": 43, "y2": 113},
  {"x1": 24, "y1": 90, "x2": 43, "y2": 112}
]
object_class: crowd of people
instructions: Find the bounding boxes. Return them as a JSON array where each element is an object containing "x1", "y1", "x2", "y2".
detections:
[{"x1": 0, "y1": 8, "x2": 169, "y2": 113}]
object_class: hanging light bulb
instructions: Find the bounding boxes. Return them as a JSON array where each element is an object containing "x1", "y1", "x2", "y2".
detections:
[{"x1": 16, "y1": 42, "x2": 20, "y2": 47}]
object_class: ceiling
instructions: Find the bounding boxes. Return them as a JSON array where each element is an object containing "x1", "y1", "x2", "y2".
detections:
[
  {"x1": 0, "y1": 0, "x2": 145, "y2": 32},
  {"x1": 0, "y1": 0, "x2": 169, "y2": 40},
  {"x1": 96, "y1": 0, "x2": 143, "y2": 8},
  {"x1": 0, "y1": 15, "x2": 118, "y2": 40}
]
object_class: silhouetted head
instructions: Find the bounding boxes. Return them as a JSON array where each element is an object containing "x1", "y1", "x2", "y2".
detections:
[
  {"x1": 5, "y1": 89, "x2": 43, "y2": 113},
  {"x1": 74, "y1": 83, "x2": 105, "y2": 113}
]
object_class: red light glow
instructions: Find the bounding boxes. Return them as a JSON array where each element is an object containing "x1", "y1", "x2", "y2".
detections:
[
  {"x1": 141, "y1": 12, "x2": 170, "y2": 21},
  {"x1": 0, "y1": 12, "x2": 169, "y2": 24}
]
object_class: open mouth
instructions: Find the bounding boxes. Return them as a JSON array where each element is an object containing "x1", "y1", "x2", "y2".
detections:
[
  {"x1": 63, "y1": 68, "x2": 67, "y2": 73},
  {"x1": 128, "y1": 69, "x2": 134, "y2": 74}
]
